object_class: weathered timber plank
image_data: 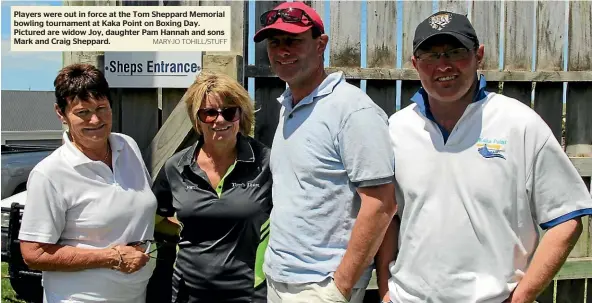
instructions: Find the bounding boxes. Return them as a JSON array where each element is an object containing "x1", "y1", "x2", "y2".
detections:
[
  {"x1": 566, "y1": 2, "x2": 592, "y2": 160},
  {"x1": 503, "y1": 82, "x2": 532, "y2": 107},
  {"x1": 502, "y1": 0, "x2": 533, "y2": 113},
  {"x1": 346, "y1": 79, "x2": 361, "y2": 88},
  {"x1": 486, "y1": 81, "x2": 501, "y2": 95},
  {"x1": 366, "y1": 1, "x2": 397, "y2": 117},
  {"x1": 329, "y1": 1, "x2": 361, "y2": 67},
  {"x1": 245, "y1": 66, "x2": 592, "y2": 82},
  {"x1": 556, "y1": 258, "x2": 592, "y2": 280},
  {"x1": 109, "y1": 88, "x2": 122, "y2": 133},
  {"x1": 199, "y1": 1, "x2": 246, "y2": 57},
  {"x1": 161, "y1": 88, "x2": 186, "y2": 123},
  {"x1": 437, "y1": 0, "x2": 468, "y2": 15},
  {"x1": 400, "y1": 80, "x2": 422, "y2": 110},
  {"x1": 568, "y1": 1, "x2": 592, "y2": 72},
  {"x1": 588, "y1": 278, "x2": 592, "y2": 303},
  {"x1": 570, "y1": 157, "x2": 592, "y2": 177},
  {"x1": 366, "y1": 1, "x2": 397, "y2": 69},
  {"x1": 534, "y1": 82, "x2": 564, "y2": 143},
  {"x1": 566, "y1": 83, "x2": 592, "y2": 157},
  {"x1": 536, "y1": 281, "x2": 555, "y2": 303},
  {"x1": 536, "y1": 1, "x2": 565, "y2": 71},
  {"x1": 556, "y1": 279, "x2": 586, "y2": 303},
  {"x1": 367, "y1": 81, "x2": 396, "y2": 117},
  {"x1": 254, "y1": 77, "x2": 285, "y2": 148},
  {"x1": 402, "y1": 1, "x2": 432, "y2": 69},
  {"x1": 114, "y1": 1, "x2": 160, "y2": 160},
  {"x1": 253, "y1": 1, "x2": 285, "y2": 148},
  {"x1": 120, "y1": 89, "x2": 159, "y2": 153},
  {"x1": 143, "y1": 90, "x2": 193, "y2": 179},
  {"x1": 504, "y1": 1, "x2": 534, "y2": 71},
  {"x1": 473, "y1": 0, "x2": 501, "y2": 71},
  {"x1": 570, "y1": 215, "x2": 590, "y2": 259},
  {"x1": 254, "y1": 1, "x2": 283, "y2": 66}
]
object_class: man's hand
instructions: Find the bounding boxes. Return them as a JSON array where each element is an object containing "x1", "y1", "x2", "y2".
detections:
[
  {"x1": 333, "y1": 182, "x2": 397, "y2": 297},
  {"x1": 333, "y1": 277, "x2": 352, "y2": 300},
  {"x1": 376, "y1": 215, "x2": 400, "y2": 301},
  {"x1": 506, "y1": 217, "x2": 582, "y2": 303}
]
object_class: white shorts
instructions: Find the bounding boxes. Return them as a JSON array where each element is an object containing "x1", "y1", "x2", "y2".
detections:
[{"x1": 266, "y1": 276, "x2": 366, "y2": 303}]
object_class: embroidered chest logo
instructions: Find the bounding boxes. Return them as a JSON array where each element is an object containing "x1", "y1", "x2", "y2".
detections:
[
  {"x1": 231, "y1": 182, "x2": 260, "y2": 189},
  {"x1": 429, "y1": 13, "x2": 452, "y2": 31},
  {"x1": 476, "y1": 137, "x2": 507, "y2": 160}
]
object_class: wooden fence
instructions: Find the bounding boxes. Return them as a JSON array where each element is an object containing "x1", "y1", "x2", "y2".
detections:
[
  {"x1": 64, "y1": 0, "x2": 591, "y2": 302},
  {"x1": 247, "y1": 2, "x2": 592, "y2": 301}
]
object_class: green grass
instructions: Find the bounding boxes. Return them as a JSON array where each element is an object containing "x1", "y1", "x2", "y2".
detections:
[{"x1": 1, "y1": 262, "x2": 26, "y2": 303}]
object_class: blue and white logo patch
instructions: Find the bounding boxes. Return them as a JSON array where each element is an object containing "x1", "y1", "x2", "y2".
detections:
[{"x1": 476, "y1": 137, "x2": 507, "y2": 160}]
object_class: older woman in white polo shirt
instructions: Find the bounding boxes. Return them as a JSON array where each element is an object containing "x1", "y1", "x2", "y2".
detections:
[{"x1": 18, "y1": 63, "x2": 157, "y2": 303}]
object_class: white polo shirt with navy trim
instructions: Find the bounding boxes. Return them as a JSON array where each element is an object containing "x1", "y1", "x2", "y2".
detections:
[
  {"x1": 387, "y1": 75, "x2": 592, "y2": 303},
  {"x1": 19, "y1": 131, "x2": 157, "y2": 303}
]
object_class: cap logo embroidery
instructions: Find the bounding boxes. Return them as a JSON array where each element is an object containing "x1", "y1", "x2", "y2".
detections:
[{"x1": 429, "y1": 13, "x2": 451, "y2": 31}]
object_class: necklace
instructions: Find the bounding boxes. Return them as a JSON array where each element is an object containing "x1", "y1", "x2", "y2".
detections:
[{"x1": 102, "y1": 144, "x2": 111, "y2": 163}]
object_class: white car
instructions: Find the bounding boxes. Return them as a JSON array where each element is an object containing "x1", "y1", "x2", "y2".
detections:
[{"x1": 1, "y1": 145, "x2": 53, "y2": 199}]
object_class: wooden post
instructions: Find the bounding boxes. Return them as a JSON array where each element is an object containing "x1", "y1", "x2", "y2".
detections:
[
  {"x1": 329, "y1": 1, "x2": 361, "y2": 88},
  {"x1": 503, "y1": 0, "x2": 532, "y2": 107},
  {"x1": 253, "y1": 1, "x2": 285, "y2": 148},
  {"x1": 365, "y1": 1, "x2": 397, "y2": 117},
  {"x1": 400, "y1": 1, "x2": 431, "y2": 109},
  {"x1": 473, "y1": 0, "x2": 502, "y2": 97}
]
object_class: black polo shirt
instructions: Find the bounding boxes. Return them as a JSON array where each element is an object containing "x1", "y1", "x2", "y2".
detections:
[{"x1": 152, "y1": 133, "x2": 272, "y2": 302}]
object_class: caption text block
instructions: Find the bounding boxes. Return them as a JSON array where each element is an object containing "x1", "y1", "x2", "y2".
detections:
[{"x1": 11, "y1": 6, "x2": 231, "y2": 52}]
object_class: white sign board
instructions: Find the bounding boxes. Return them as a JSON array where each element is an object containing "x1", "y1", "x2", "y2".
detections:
[{"x1": 104, "y1": 52, "x2": 202, "y2": 88}]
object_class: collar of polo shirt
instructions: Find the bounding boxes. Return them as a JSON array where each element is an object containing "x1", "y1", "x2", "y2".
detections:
[
  {"x1": 176, "y1": 132, "x2": 255, "y2": 172},
  {"x1": 276, "y1": 72, "x2": 344, "y2": 113},
  {"x1": 62, "y1": 131, "x2": 125, "y2": 167}
]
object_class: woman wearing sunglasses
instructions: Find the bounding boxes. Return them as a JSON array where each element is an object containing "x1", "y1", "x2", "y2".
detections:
[{"x1": 152, "y1": 71, "x2": 272, "y2": 303}]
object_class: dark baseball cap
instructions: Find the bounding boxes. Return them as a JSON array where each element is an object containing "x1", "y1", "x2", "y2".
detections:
[
  {"x1": 253, "y1": 1, "x2": 324, "y2": 43},
  {"x1": 413, "y1": 11, "x2": 479, "y2": 53}
]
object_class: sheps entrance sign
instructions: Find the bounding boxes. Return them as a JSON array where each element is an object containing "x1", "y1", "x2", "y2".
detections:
[
  {"x1": 10, "y1": 6, "x2": 231, "y2": 52},
  {"x1": 104, "y1": 52, "x2": 202, "y2": 88}
]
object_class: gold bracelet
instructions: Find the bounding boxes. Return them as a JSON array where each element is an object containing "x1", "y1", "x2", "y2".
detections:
[{"x1": 111, "y1": 247, "x2": 123, "y2": 270}]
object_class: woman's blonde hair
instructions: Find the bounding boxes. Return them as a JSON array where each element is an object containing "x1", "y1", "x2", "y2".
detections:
[{"x1": 184, "y1": 71, "x2": 254, "y2": 136}]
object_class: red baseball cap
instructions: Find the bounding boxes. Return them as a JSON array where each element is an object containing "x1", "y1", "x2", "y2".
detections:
[{"x1": 253, "y1": 1, "x2": 324, "y2": 43}]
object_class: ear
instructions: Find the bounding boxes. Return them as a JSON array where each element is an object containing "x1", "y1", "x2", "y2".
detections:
[
  {"x1": 54, "y1": 103, "x2": 67, "y2": 125},
  {"x1": 318, "y1": 34, "x2": 328, "y2": 55},
  {"x1": 411, "y1": 55, "x2": 418, "y2": 70},
  {"x1": 476, "y1": 44, "x2": 485, "y2": 66}
]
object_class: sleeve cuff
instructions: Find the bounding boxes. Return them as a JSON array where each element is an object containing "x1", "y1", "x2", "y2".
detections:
[
  {"x1": 539, "y1": 208, "x2": 592, "y2": 230},
  {"x1": 156, "y1": 207, "x2": 174, "y2": 218},
  {"x1": 18, "y1": 232, "x2": 58, "y2": 244},
  {"x1": 357, "y1": 176, "x2": 394, "y2": 188}
]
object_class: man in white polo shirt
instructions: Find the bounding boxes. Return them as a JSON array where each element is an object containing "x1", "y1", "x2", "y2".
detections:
[
  {"x1": 254, "y1": 2, "x2": 397, "y2": 302},
  {"x1": 380, "y1": 11, "x2": 592, "y2": 303}
]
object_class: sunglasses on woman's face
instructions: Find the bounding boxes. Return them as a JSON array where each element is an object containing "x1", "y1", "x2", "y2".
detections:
[
  {"x1": 197, "y1": 107, "x2": 241, "y2": 124},
  {"x1": 260, "y1": 7, "x2": 316, "y2": 28}
]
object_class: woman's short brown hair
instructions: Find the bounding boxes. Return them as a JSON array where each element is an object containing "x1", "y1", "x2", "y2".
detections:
[
  {"x1": 184, "y1": 71, "x2": 254, "y2": 136},
  {"x1": 54, "y1": 63, "x2": 112, "y2": 114}
]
